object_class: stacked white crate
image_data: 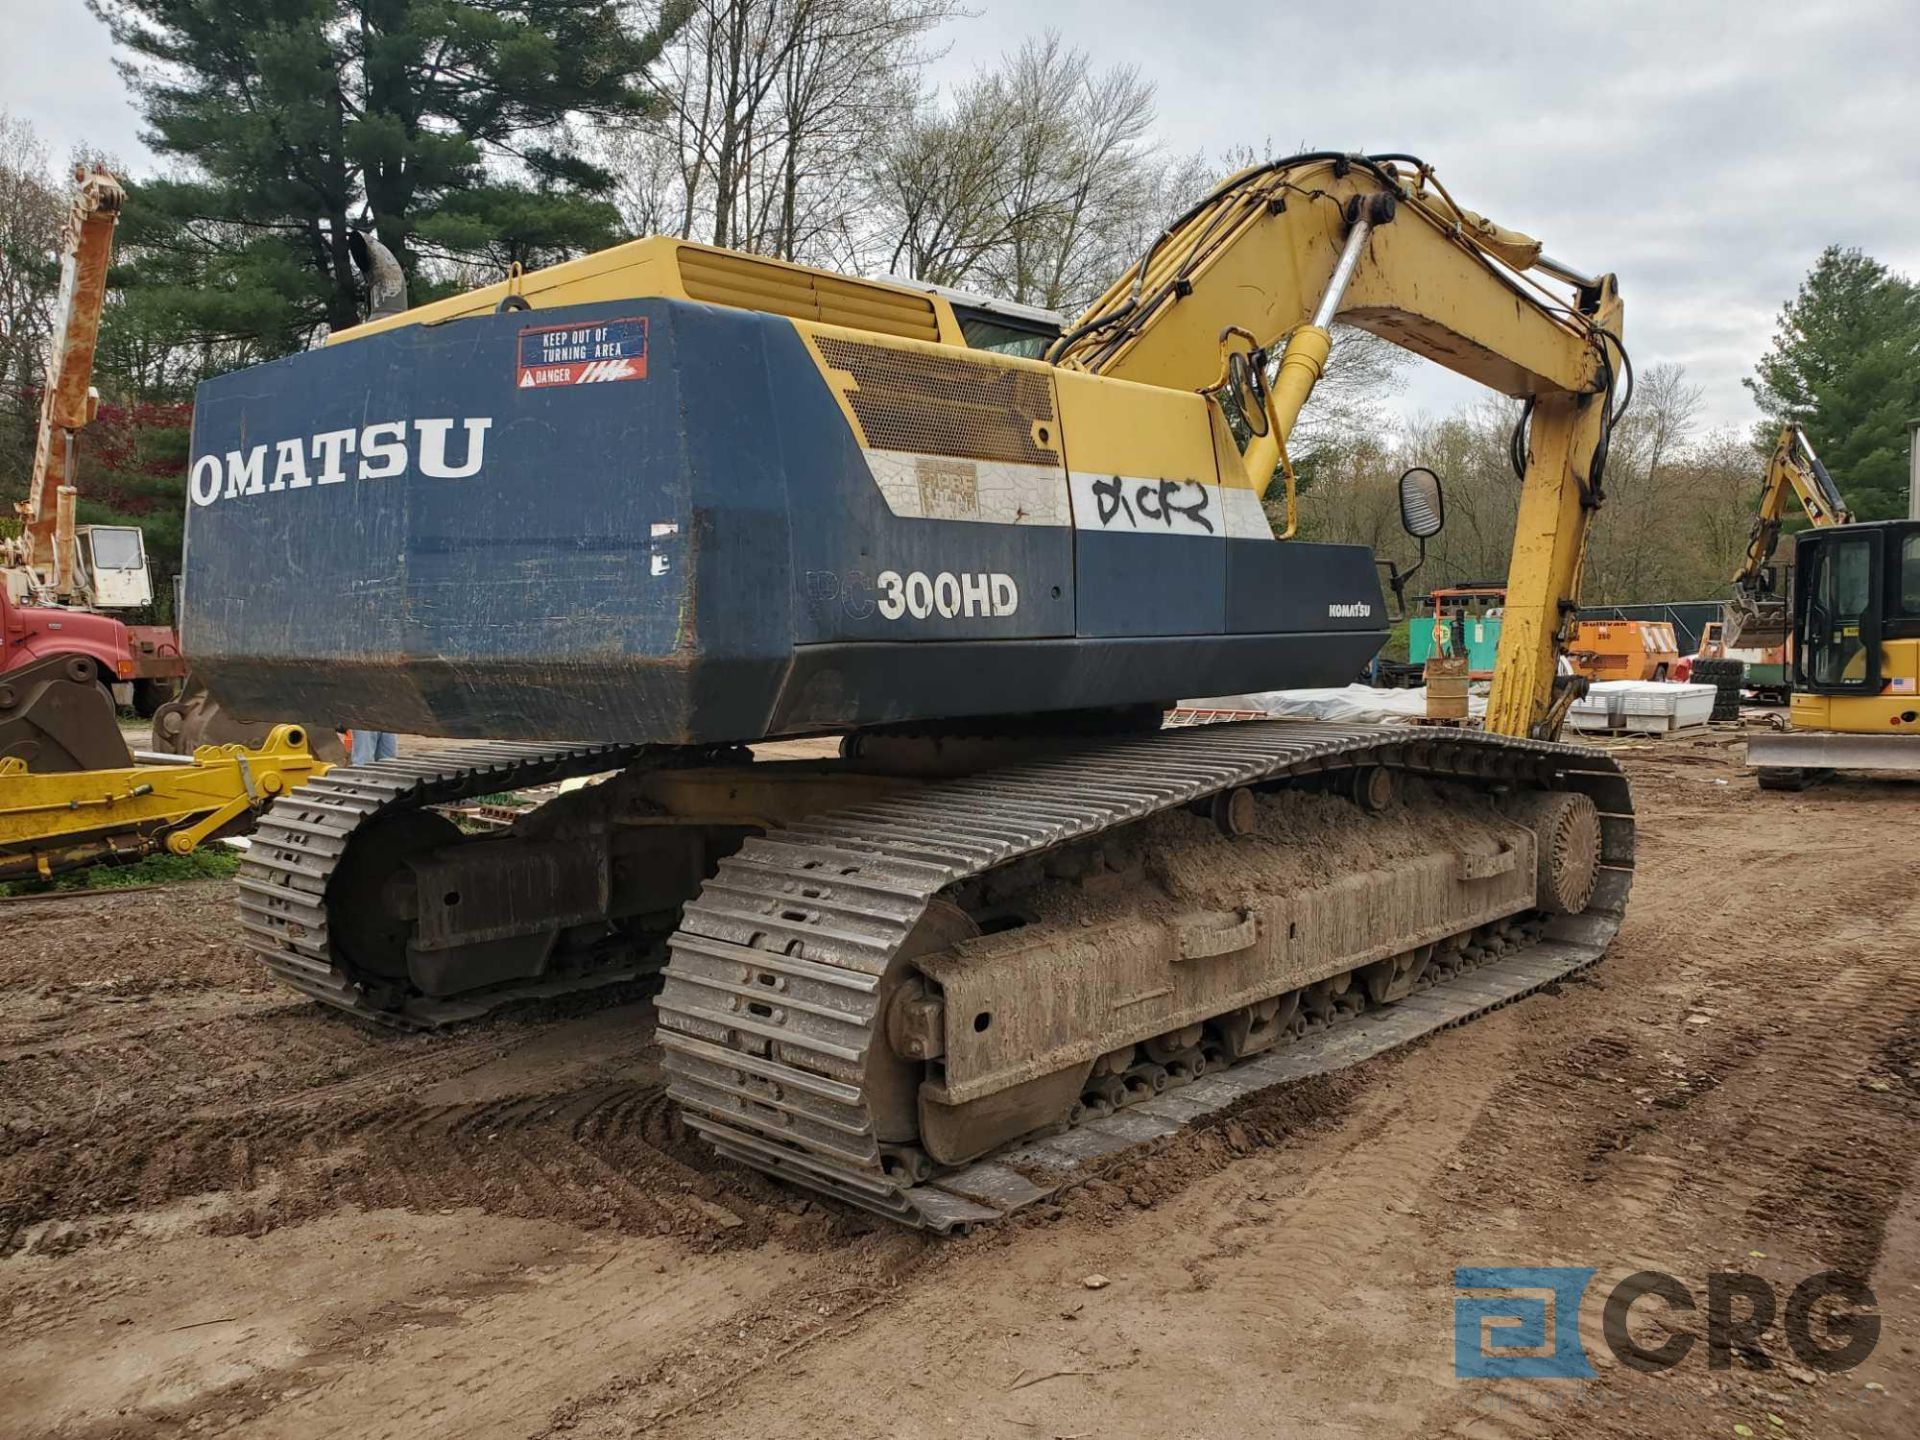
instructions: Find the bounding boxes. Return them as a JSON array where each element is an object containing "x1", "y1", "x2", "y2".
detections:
[{"x1": 1567, "y1": 680, "x2": 1716, "y2": 734}]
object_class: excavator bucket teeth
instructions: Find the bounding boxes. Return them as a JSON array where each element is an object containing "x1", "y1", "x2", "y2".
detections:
[{"x1": 0, "y1": 654, "x2": 133, "y2": 773}]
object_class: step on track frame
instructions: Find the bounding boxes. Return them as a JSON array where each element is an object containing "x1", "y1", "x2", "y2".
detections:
[{"x1": 656, "y1": 720, "x2": 1633, "y2": 1232}]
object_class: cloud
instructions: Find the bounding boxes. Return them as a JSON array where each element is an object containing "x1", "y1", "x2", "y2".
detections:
[
  {"x1": 11, "y1": 0, "x2": 1919, "y2": 435},
  {"x1": 1, "y1": 2, "x2": 150, "y2": 170},
  {"x1": 929, "y1": 0, "x2": 1920, "y2": 432}
]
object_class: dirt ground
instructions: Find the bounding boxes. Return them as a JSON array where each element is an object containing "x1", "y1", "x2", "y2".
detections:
[{"x1": 3, "y1": 729, "x2": 1916, "y2": 1439}]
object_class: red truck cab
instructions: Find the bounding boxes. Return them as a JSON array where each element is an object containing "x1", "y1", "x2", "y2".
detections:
[{"x1": 0, "y1": 586, "x2": 137, "y2": 685}]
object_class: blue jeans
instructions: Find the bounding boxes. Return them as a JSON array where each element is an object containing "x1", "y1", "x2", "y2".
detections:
[{"x1": 351, "y1": 729, "x2": 400, "y2": 766}]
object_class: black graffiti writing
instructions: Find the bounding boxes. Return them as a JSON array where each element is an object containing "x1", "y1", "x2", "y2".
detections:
[
  {"x1": 1136, "y1": 478, "x2": 1214, "y2": 533},
  {"x1": 1091, "y1": 474, "x2": 1134, "y2": 527},
  {"x1": 1094, "y1": 476, "x2": 1215, "y2": 534}
]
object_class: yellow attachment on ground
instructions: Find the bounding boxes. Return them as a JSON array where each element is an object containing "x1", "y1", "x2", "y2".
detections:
[{"x1": 0, "y1": 724, "x2": 328, "y2": 882}]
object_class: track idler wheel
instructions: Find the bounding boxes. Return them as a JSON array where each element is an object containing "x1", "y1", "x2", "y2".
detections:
[{"x1": 1519, "y1": 791, "x2": 1602, "y2": 915}]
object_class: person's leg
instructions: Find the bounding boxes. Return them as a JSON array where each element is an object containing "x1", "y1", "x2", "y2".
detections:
[
  {"x1": 374, "y1": 730, "x2": 400, "y2": 763},
  {"x1": 350, "y1": 729, "x2": 377, "y2": 766}
]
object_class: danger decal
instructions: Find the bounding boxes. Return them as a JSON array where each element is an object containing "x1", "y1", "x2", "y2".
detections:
[{"x1": 516, "y1": 316, "x2": 649, "y2": 388}]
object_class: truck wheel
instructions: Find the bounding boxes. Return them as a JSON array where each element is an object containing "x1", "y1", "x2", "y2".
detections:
[{"x1": 130, "y1": 678, "x2": 181, "y2": 719}]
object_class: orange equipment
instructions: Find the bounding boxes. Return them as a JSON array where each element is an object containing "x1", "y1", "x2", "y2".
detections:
[{"x1": 1568, "y1": 619, "x2": 1679, "y2": 682}]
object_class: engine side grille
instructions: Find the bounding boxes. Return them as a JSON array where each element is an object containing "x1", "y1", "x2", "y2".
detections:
[{"x1": 812, "y1": 336, "x2": 1059, "y2": 466}]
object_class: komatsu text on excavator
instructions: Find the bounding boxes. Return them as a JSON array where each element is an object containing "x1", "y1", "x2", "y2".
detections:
[{"x1": 185, "y1": 153, "x2": 1636, "y2": 1228}]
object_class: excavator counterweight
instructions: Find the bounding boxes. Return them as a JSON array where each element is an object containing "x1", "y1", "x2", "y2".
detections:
[{"x1": 185, "y1": 153, "x2": 1637, "y2": 1227}]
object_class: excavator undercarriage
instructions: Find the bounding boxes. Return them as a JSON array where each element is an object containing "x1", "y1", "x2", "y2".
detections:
[{"x1": 240, "y1": 719, "x2": 1631, "y2": 1229}]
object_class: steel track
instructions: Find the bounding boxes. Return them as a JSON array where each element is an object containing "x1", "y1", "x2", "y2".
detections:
[
  {"x1": 656, "y1": 720, "x2": 1634, "y2": 1231},
  {"x1": 235, "y1": 741, "x2": 653, "y2": 1027}
]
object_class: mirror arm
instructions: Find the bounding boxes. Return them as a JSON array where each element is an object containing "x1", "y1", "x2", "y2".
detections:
[{"x1": 1374, "y1": 537, "x2": 1427, "y2": 622}]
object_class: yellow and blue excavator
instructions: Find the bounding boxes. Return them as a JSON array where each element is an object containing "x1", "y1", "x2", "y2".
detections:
[{"x1": 180, "y1": 153, "x2": 1637, "y2": 1228}]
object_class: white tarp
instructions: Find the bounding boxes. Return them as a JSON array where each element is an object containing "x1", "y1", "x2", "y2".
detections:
[
  {"x1": 1188, "y1": 678, "x2": 1715, "y2": 730},
  {"x1": 1182, "y1": 685, "x2": 1487, "y2": 725}
]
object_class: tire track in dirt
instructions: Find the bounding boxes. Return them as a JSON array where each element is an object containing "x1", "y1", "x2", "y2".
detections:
[
  {"x1": 3, "y1": 1046, "x2": 784, "y2": 1258},
  {"x1": 1, "y1": 923, "x2": 812, "y2": 1258},
  {"x1": 7, "y1": 740, "x2": 1920, "y2": 1440}
]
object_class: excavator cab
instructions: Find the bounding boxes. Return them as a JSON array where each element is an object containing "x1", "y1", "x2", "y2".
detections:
[
  {"x1": 1791, "y1": 521, "x2": 1920, "y2": 697},
  {"x1": 1748, "y1": 519, "x2": 1920, "y2": 786}
]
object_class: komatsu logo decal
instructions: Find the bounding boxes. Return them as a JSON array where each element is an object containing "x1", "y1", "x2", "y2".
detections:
[
  {"x1": 1329, "y1": 601, "x2": 1373, "y2": 618},
  {"x1": 188, "y1": 418, "x2": 493, "y2": 507}
]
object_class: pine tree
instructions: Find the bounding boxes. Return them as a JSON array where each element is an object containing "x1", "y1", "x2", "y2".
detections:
[
  {"x1": 1746, "y1": 245, "x2": 1920, "y2": 520},
  {"x1": 92, "y1": 0, "x2": 686, "y2": 350}
]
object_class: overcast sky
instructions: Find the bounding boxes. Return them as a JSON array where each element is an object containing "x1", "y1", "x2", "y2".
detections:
[{"x1": 6, "y1": 0, "x2": 1918, "y2": 432}]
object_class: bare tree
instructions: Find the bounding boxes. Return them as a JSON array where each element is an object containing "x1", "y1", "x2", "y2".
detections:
[
  {"x1": 1581, "y1": 362, "x2": 1704, "y2": 601},
  {"x1": 868, "y1": 35, "x2": 1171, "y2": 312},
  {"x1": 868, "y1": 72, "x2": 1030, "y2": 285},
  {"x1": 0, "y1": 113, "x2": 65, "y2": 503},
  {"x1": 605, "y1": 0, "x2": 955, "y2": 264}
]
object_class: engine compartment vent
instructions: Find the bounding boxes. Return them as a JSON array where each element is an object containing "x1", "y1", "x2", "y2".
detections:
[{"x1": 677, "y1": 247, "x2": 940, "y2": 344}]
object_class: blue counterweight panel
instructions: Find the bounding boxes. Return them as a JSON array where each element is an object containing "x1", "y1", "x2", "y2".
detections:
[
  {"x1": 185, "y1": 299, "x2": 740, "y2": 738},
  {"x1": 1076, "y1": 531, "x2": 1226, "y2": 638},
  {"x1": 183, "y1": 294, "x2": 1390, "y2": 744}
]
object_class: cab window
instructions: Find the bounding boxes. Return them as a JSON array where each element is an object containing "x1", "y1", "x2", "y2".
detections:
[
  {"x1": 953, "y1": 305, "x2": 1058, "y2": 360},
  {"x1": 1803, "y1": 534, "x2": 1874, "y2": 688},
  {"x1": 86, "y1": 527, "x2": 145, "y2": 571},
  {"x1": 1902, "y1": 534, "x2": 1920, "y2": 617}
]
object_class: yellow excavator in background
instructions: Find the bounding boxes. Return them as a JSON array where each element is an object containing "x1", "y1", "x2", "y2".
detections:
[
  {"x1": 1724, "y1": 427, "x2": 1920, "y2": 788},
  {"x1": 1745, "y1": 511, "x2": 1920, "y2": 788},
  {"x1": 1727, "y1": 422, "x2": 1854, "y2": 649},
  {"x1": 1687, "y1": 423, "x2": 1854, "y2": 710},
  {"x1": 185, "y1": 152, "x2": 1636, "y2": 1229}
]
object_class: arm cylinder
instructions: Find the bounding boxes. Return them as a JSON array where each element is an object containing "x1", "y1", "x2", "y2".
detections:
[{"x1": 1243, "y1": 214, "x2": 1374, "y2": 495}]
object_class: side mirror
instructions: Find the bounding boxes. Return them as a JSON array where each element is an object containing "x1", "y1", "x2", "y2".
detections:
[{"x1": 1399, "y1": 467, "x2": 1445, "y2": 539}]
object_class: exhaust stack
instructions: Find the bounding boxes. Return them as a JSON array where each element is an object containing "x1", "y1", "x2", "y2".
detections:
[{"x1": 347, "y1": 231, "x2": 409, "y2": 321}]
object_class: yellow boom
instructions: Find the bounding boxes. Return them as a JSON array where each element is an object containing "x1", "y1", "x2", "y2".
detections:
[
  {"x1": 7, "y1": 168, "x2": 124, "y2": 598},
  {"x1": 1053, "y1": 154, "x2": 1627, "y2": 739}
]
